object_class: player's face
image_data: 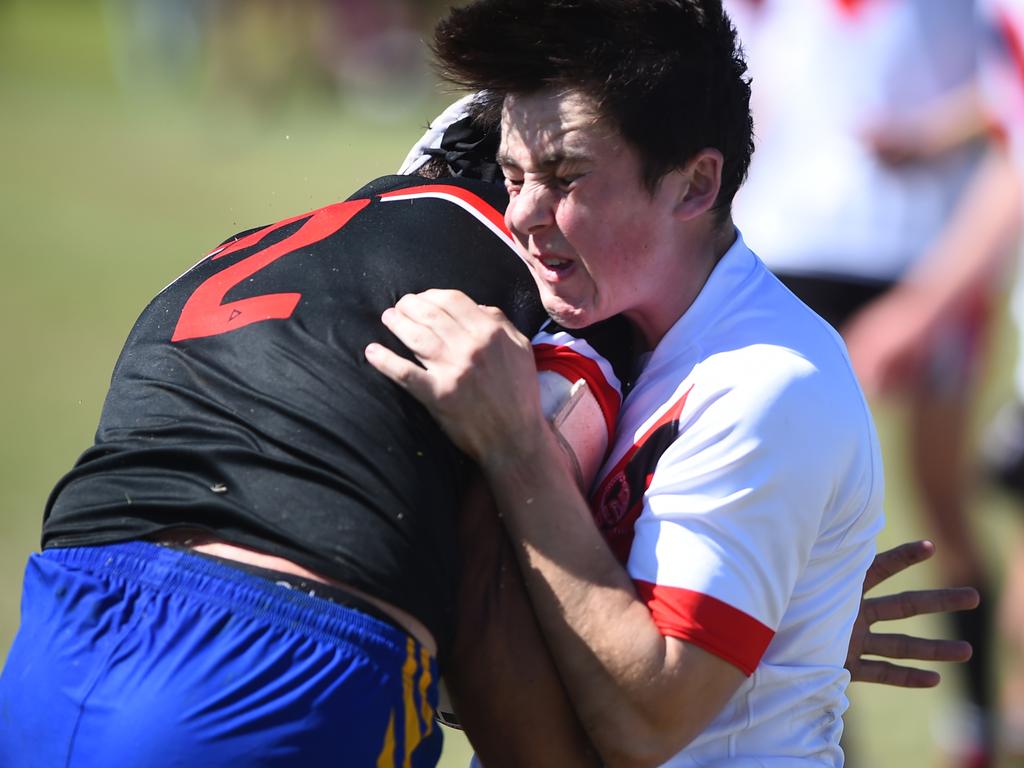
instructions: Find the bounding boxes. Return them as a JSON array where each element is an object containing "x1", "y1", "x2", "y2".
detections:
[{"x1": 498, "y1": 89, "x2": 687, "y2": 343}]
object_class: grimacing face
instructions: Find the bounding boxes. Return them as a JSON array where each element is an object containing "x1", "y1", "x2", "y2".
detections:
[{"x1": 497, "y1": 89, "x2": 694, "y2": 344}]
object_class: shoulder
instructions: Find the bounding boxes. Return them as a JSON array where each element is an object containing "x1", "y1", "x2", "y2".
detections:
[
  {"x1": 660, "y1": 262, "x2": 877, "y2": 479},
  {"x1": 349, "y1": 174, "x2": 510, "y2": 213},
  {"x1": 697, "y1": 264, "x2": 862, "y2": 417},
  {"x1": 695, "y1": 332, "x2": 869, "y2": 462}
]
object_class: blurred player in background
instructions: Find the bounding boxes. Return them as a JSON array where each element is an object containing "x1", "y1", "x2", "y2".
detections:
[
  {"x1": 725, "y1": 1, "x2": 997, "y2": 762},
  {"x1": 841, "y1": 0, "x2": 1024, "y2": 759}
]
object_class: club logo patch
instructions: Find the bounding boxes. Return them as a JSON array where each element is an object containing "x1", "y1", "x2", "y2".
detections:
[{"x1": 591, "y1": 386, "x2": 692, "y2": 563}]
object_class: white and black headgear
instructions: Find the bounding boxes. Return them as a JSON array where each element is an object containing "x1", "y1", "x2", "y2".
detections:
[{"x1": 398, "y1": 92, "x2": 503, "y2": 183}]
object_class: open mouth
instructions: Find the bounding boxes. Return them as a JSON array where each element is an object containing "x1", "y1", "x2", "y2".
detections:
[{"x1": 538, "y1": 255, "x2": 574, "y2": 278}]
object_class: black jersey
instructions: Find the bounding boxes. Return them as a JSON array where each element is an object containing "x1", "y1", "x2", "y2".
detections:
[{"x1": 43, "y1": 174, "x2": 633, "y2": 656}]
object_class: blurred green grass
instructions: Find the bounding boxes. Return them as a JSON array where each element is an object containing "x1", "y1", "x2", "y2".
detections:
[{"x1": 1, "y1": 2, "x2": 1021, "y2": 765}]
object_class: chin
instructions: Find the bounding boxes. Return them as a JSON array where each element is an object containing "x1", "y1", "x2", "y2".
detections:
[
  {"x1": 541, "y1": 291, "x2": 605, "y2": 329},
  {"x1": 543, "y1": 305, "x2": 592, "y2": 330}
]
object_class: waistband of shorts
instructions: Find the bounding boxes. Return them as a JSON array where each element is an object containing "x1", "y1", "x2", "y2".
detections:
[
  {"x1": 41, "y1": 541, "x2": 431, "y2": 666},
  {"x1": 156, "y1": 541, "x2": 400, "y2": 627}
]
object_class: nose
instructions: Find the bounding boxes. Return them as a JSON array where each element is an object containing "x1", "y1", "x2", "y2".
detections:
[{"x1": 506, "y1": 180, "x2": 556, "y2": 237}]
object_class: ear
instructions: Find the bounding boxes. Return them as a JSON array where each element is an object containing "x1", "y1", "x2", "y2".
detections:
[{"x1": 673, "y1": 149, "x2": 724, "y2": 221}]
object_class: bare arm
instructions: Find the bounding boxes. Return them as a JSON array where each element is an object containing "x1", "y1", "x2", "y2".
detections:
[
  {"x1": 446, "y1": 475, "x2": 601, "y2": 768},
  {"x1": 367, "y1": 290, "x2": 743, "y2": 768},
  {"x1": 844, "y1": 148, "x2": 1021, "y2": 395},
  {"x1": 452, "y1": 520, "x2": 980, "y2": 764},
  {"x1": 865, "y1": 83, "x2": 989, "y2": 167},
  {"x1": 473, "y1": 425, "x2": 745, "y2": 767},
  {"x1": 444, "y1": 373, "x2": 611, "y2": 767}
]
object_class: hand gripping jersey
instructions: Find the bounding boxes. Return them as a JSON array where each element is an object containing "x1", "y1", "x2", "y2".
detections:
[
  {"x1": 590, "y1": 234, "x2": 884, "y2": 765},
  {"x1": 42, "y1": 174, "x2": 629, "y2": 659}
]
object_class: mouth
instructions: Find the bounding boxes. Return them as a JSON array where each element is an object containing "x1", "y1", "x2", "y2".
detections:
[{"x1": 535, "y1": 253, "x2": 576, "y2": 280}]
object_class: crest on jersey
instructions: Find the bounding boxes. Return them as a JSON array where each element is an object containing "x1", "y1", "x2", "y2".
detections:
[{"x1": 590, "y1": 386, "x2": 692, "y2": 563}]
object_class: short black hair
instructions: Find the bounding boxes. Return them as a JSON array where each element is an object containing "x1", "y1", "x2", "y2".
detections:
[{"x1": 432, "y1": 0, "x2": 754, "y2": 220}]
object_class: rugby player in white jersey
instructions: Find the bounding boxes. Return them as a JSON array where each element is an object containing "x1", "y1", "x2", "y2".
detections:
[{"x1": 370, "y1": 1, "x2": 976, "y2": 765}]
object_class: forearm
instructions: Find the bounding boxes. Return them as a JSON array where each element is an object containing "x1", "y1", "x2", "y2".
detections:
[
  {"x1": 364, "y1": 290, "x2": 743, "y2": 763},
  {"x1": 479, "y1": 428, "x2": 737, "y2": 767},
  {"x1": 917, "y1": 83, "x2": 989, "y2": 157},
  {"x1": 445, "y1": 475, "x2": 601, "y2": 768},
  {"x1": 902, "y1": 149, "x2": 1021, "y2": 322}
]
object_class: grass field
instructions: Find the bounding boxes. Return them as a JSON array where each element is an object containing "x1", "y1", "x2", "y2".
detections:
[{"x1": 2, "y1": 2, "x2": 1022, "y2": 765}]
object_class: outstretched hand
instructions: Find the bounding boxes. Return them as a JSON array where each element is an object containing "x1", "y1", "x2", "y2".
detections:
[{"x1": 846, "y1": 540, "x2": 979, "y2": 688}]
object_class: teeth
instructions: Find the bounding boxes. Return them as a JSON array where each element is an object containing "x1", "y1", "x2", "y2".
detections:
[{"x1": 542, "y1": 258, "x2": 567, "y2": 267}]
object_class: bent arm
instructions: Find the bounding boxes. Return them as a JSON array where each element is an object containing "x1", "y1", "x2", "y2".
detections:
[
  {"x1": 844, "y1": 148, "x2": 1021, "y2": 394},
  {"x1": 366, "y1": 290, "x2": 745, "y2": 766},
  {"x1": 894, "y1": 147, "x2": 1020, "y2": 322},
  {"x1": 446, "y1": 475, "x2": 601, "y2": 768},
  {"x1": 444, "y1": 368, "x2": 613, "y2": 768},
  {"x1": 476, "y1": 429, "x2": 745, "y2": 767}
]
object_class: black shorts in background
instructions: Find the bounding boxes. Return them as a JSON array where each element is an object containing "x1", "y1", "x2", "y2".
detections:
[{"x1": 776, "y1": 273, "x2": 893, "y2": 332}]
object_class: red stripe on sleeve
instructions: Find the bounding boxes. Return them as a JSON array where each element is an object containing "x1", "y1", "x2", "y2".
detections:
[
  {"x1": 835, "y1": 0, "x2": 867, "y2": 16},
  {"x1": 999, "y1": 10, "x2": 1024, "y2": 98},
  {"x1": 634, "y1": 580, "x2": 775, "y2": 676},
  {"x1": 977, "y1": 12, "x2": 1024, "y2": 150},
  {"x1": 533, "y1": 343, "x2": 621, "y2": 439}
]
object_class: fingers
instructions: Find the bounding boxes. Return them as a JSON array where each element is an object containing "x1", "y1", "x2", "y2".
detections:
[
  {"x1": 850, "y1": 659, "x2": 941, "y2": 689},
  {"x1": 364, "y1": 342, "x2": 431, "y2": 395},
  {"x1": 478, "y1": 304, "x2": 506, "y2": 319},
  {"x1": 380, "y1": 293, "x2": 463, "y2": 361},
  {"x1": 367, "y1": 292, "x2": 473, "y2": 399},
  {"x1": 476, "y1": 303, "x2": 524, "y2": 345},
  {"x1": 861, "y1": 632, "x2": 973, "y2": 663},
  {"x1": 384, "y1": 291, "x2": 523, "y2": 355},
  {"x1": 862, "y1": 587, "x2": 980, "y2": 624},
  {"x1": 415, "y1": 289, "x2": 511, "y2": 336},
  {"x1": 863, "y1": 540, "x2": 935, "y2": 592}
]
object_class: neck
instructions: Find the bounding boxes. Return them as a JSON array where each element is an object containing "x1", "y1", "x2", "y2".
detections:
[{"x1": 631, "y1": 217, "x2": 737, "y2": 350}]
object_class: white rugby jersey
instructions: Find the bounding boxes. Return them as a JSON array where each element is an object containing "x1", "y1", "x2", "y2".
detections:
[
  {"x1": 979, "y1": 0, "x2": 1024, "y2": 161},
  {"x1": 589, "y1": 233, "x2": 885, "y2": 765},
  {"x1": 728, "y1": 0, "x2": 983, "y2": 281},
  {"x1": 977, "y1": 0, "x2": 1024, "y2": 399}
]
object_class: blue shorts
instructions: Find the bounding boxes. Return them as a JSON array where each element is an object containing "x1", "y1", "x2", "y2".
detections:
[{"x1": 0, "y1": 542, "x2": 441, "y2": 768}]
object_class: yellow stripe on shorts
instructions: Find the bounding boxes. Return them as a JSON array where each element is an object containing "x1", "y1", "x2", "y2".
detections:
[
  {"x1": 377, "y1": 637, "x2": 437, "y2": 768},
  {"x1": 376, "y1": 710, "x2": 396, "y2": 768}
]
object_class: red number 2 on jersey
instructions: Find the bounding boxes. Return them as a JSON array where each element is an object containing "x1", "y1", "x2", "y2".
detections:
[{"x1": 172, "y1": 198, "x2": 370, "y2": 342}]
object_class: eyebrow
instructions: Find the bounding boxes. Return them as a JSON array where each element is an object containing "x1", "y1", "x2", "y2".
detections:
[{"x1": 496, "y1": 149, "x2": 589, "y2": 171}]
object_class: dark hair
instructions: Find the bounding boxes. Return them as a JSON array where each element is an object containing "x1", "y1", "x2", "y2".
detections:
[{"x1": 432, "y1": 0, "x2": 754, "y2": 220}]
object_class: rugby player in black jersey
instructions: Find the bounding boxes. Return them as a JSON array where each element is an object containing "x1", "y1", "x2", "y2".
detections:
[
  {"x1": 0, "y1": 93, "x2": 981, "y2": 768},
  {"x1": 0, "y1": 93, "x2": 633, "y2": 768}
]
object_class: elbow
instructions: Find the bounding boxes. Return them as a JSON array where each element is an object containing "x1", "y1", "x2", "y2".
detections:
[
  {"x1": 598, "y1": 739, "x2": 694, "y2": 768},
  {"x1": 581, "y1": 636, "x2": 745, "y2": 767},
  {"x1": 590, "y1": 712, "x2": 701, "y2": 768}
]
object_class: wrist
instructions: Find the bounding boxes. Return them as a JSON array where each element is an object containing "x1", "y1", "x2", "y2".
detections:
[{"x1": 478, "y1": 422, "x2": 570, "y2": 487}]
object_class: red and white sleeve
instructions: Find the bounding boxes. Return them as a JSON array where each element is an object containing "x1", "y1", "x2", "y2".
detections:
[{"x1": 531, "y1": 327, "x2": 624, "y2": 490}]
